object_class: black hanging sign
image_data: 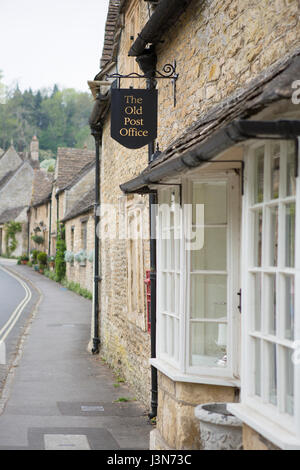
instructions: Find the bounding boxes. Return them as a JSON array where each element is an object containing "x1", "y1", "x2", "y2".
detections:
[{"x1": 111, "y1": 88, "x2": 158, "y2": 149}]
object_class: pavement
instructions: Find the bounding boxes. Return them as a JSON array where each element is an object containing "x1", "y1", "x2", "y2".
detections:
[{"x1": 0, "y1": 261, "x2": 152, "y2": 450}]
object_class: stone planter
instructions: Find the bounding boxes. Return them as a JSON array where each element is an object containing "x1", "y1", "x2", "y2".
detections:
[{"x1": 195, "y1": 403, "x2": 243, "y2": 450}]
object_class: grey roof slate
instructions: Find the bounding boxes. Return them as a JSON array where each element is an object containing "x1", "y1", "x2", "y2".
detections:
[
  {"x1": 55, "y1": 147, "x2": 95, "y2": 191},
  {"x1": 0, "y1": 206, "x2": 26, "y2": 224},
  {"x1": 61, "y1": 188, "x2": 95, "y2": 222},
  {"x1": 31, "y1": 169, "x2": 54, "y2": 207}
]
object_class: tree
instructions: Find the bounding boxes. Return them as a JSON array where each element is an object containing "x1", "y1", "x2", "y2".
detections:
[{"x1": 0, "y1": 81, "x2": 93, "y2": 156}]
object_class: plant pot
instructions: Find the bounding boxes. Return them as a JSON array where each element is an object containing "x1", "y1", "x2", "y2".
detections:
[
  {"x1": 21, "y1": 260, "x2": 28, "y2": 265},
  {"x1": 195, "y1": 403, "x2": 243, "y2": 450}
]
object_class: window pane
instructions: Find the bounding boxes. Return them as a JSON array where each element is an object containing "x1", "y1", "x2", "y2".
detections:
[
  {"x1": 167, "y1": 316, "x2": 174, "y2": 358},
  {"x1": 287, "y1": 141, "x2": 296, "y2": 197},
  {"x1": 253, "y1": 273, "x2": 262, "y2": 331},
  {"x1": 161, "y1": 273, "x2": 167, "y2": 311},
  {"x1": 190, "y1": 274, "x2": 227, "y2": 319},
  {"x1": 162, "y1": 314, "x2": 167, "y2": 353},
  {"x1": 254, "y1": 146, "x2": 264, "y2": 203},
  {"x1": 285, "y1": 203, "x2": 295, "y2": 268},
  {"x1": 284, "y1": 347, "x2": 294, "y2": 416},
  {"x1": 271, "y1": 143, "x2": 280, "y2": 199},
  {"x1": 175, "y1": 274, "x2": 180, "y2": 317},
  {"x1": 267, "y1": 274, "x2": 276, "y2": 335},
  {"x1": 191, "y1": 227, "x2": 227, "y2": 271},
  {"x1": 254, "y1": 338, "x2": 261, "y2": 396},
  {"x1": 268, "y1": 342, "x2": 277, "y2": 406},
  {"x1": 284, "y1": 275, "x2": 295, "y2": 340},
  {"x1": 190, "y1": 322, "x2": 227, "y2": 367},
  {"x1": 169, "y1": 228, "x2": 175, "y2": 270},
  {"x1": 269, "y1": 206, "x2": 278, "y2": 266},
  {"x1": 192, "y1": 182, "x2": 227, "y2": 225},
  {"x1": 253, "y1": 209, "x2": 263, "y2": 267}
]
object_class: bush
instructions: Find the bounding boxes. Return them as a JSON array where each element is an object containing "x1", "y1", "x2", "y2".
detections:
[
  {"x1": 20, "y1": 254, "x2": 29, "y2": 261},
  {"x1": 61, "y1": 278, "x2": 92, "y2": 300},
  {"x1": 31, "y1": 234, "x2": 44, "y2": 245},
  {"x1": 55, "y1": 223, "x2": 66, "y2": 281},
  {"x1": 74, "y1": 249, "x2": 87, "y2": 264},
  {"x1": 4, "y1": 221, "x2": 22, "y2": 256},
  {"x1": 31, "y1": 249, "x2": 41, "y2": 264},
  {"x1": 37, "y1": 251, "x2": 48, "y2": 267},
  {"x1": 64, "y1": 251, "x2": 74, "y2": 263}
]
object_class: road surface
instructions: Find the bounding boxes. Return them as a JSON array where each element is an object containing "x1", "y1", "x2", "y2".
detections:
[{"x1": 0, "y1": 264, "x2": 31, "y2": 346}]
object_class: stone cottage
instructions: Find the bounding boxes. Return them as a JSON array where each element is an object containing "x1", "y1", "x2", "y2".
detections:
[
  {"x1": 28, "y1": 169, "x2": 54, "y2": 255},
  {"x1": 89, "y1": 0, "x2": 300, "y2": 451},
  {"x1": 49, "y1": 147, "x2": 95, "y2": 256},
  {"x1": 0, "y1": 137, "x2": 40, "y2": 257},
  {"x1": 61, "y1": 161, "x2": 96, "y2": 294}
]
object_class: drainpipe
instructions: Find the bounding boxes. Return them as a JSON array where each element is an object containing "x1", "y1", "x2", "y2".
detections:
[
  {"x1": 48, "y1": 197, "x2": 52, "y2": 256},
  {"x1": 27, "y1": 208, "x2": 31, "y2": 257},
  {"x1": 89, "y1": 96, "x2": 103, "y2": 355},
  {"x1": 55, "y1": 193, "x2": 59, "y2": 256},
  {"x1": 146, "y1": 74, "x2": 158, "y2": 420}
]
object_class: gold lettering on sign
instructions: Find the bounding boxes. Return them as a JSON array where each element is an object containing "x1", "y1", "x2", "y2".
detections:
[{"x1": 120, "y1": 95, "x2": 148, "y2": 138}]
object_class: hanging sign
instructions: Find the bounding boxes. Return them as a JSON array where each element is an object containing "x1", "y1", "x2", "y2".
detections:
[{"x1": 111, "y1": 88, "x2": 157, "y2": 149}]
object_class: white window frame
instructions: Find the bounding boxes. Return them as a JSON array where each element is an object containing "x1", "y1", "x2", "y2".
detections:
[
  {"x1": 155, "y1": 171, "x2": 241, "y2": 384},
  {"x1": 240, "y1": 139, "x2": 300, "y2": 437}
]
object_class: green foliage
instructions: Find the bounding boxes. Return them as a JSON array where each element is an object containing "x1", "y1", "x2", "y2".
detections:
[
  {"x1": 37, "y1": 251, "x2": 48, "y2": 267},
  {"x1": 43, "y1": 269, "x2": 92, "y2": 300},
  {"x1": 44, "y1": 269, "x2": 60, "y2": 282},
  {"x1": 31, "y1": 249, "x2": 41, "y2": 264},
  {"x1": 40, "y1": 158, "x2": 56, "y2": 172},
  {"x1": 61, "y1": 279, "x2": 93, "y2": 300},
  {"x1": 4, "y1": 221, "x2": 22, "y2": 256},
  {"x1": 64, "y1": 250, "x2": 74, "y2": 263},
  {"x1": 55, "y1": 223, "x2": 66, "y2": 282},
  {"x1": 31, "y1": 234, "x2": 44, "y2": 245},
  {"x1": 0, "y1": 82, "x2": 93, "y2": 155}
]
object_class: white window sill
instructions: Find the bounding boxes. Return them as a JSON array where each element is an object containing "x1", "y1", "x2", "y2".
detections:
[
  {"x1": 227, "y1": 403, "x2": 300, "y2": 450},
  {"x1": 150, "y1": 358, "x2": 240, "y2": 388}
]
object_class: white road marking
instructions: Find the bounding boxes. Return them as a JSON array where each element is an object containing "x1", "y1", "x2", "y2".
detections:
[
  {"x1": 0, "y1": 266, "x2": 32, "y2": 343},
  {"x1": 0, "y1": 340, "x2": 5, "y2": 365},
  {"x1": 44, "y1": 434, "x2": 91, "y2": 450}
]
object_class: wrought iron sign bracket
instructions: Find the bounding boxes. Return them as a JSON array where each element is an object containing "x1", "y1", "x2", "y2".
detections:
[{"x1": 106, "y1": 60, "x2": 178, "y2": 107}]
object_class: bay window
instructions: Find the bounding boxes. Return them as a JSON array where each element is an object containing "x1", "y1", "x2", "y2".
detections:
[
  {"x1": 156, "y1": 172, "x2": 240, "y2": 383},
  {"x1": 241, "y1": 139, "x2": 299, "y2": 438}
]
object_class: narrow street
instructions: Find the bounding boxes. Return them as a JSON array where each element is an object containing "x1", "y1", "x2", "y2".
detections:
[{"x1": 0, "y1": 261, "x2": 151, "y2": 450}]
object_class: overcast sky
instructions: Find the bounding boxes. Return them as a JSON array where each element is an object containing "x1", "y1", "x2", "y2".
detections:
[{"x1": 0, "y1": 0, "x2": 110, "y2": 93}]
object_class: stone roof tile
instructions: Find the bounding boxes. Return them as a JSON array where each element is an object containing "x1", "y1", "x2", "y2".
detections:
[
  {"x1": 31, "y1": 169, "x2": 54, "y2": 207},
  {"x1": 61, "y1": 187, "x2": 95, "y2": 222},
  {"x1": 56, "y1": 147, "x2": 95, "y2": 191}
]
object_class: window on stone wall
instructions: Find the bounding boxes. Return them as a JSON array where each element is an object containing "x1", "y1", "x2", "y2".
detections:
[
  {"x1": 156, "y1": 172, "x2": 241, "y2": 381},
  {"x1": 81, "y1": 221, "x2": 87, "y2": 251},
  {"x1": 242, "y1": 140, "x2": 299, "y2": 437},
  {"x1": 71, "y1": 226, "x2": 75, "y2": 266},
  {"x1": 126, "y1": 198, "x2": 146, "y2": 330}
]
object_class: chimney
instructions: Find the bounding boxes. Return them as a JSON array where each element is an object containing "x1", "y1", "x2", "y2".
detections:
[{"x1": 30, "y1": 135, "x2": 39, "y2": 161}]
